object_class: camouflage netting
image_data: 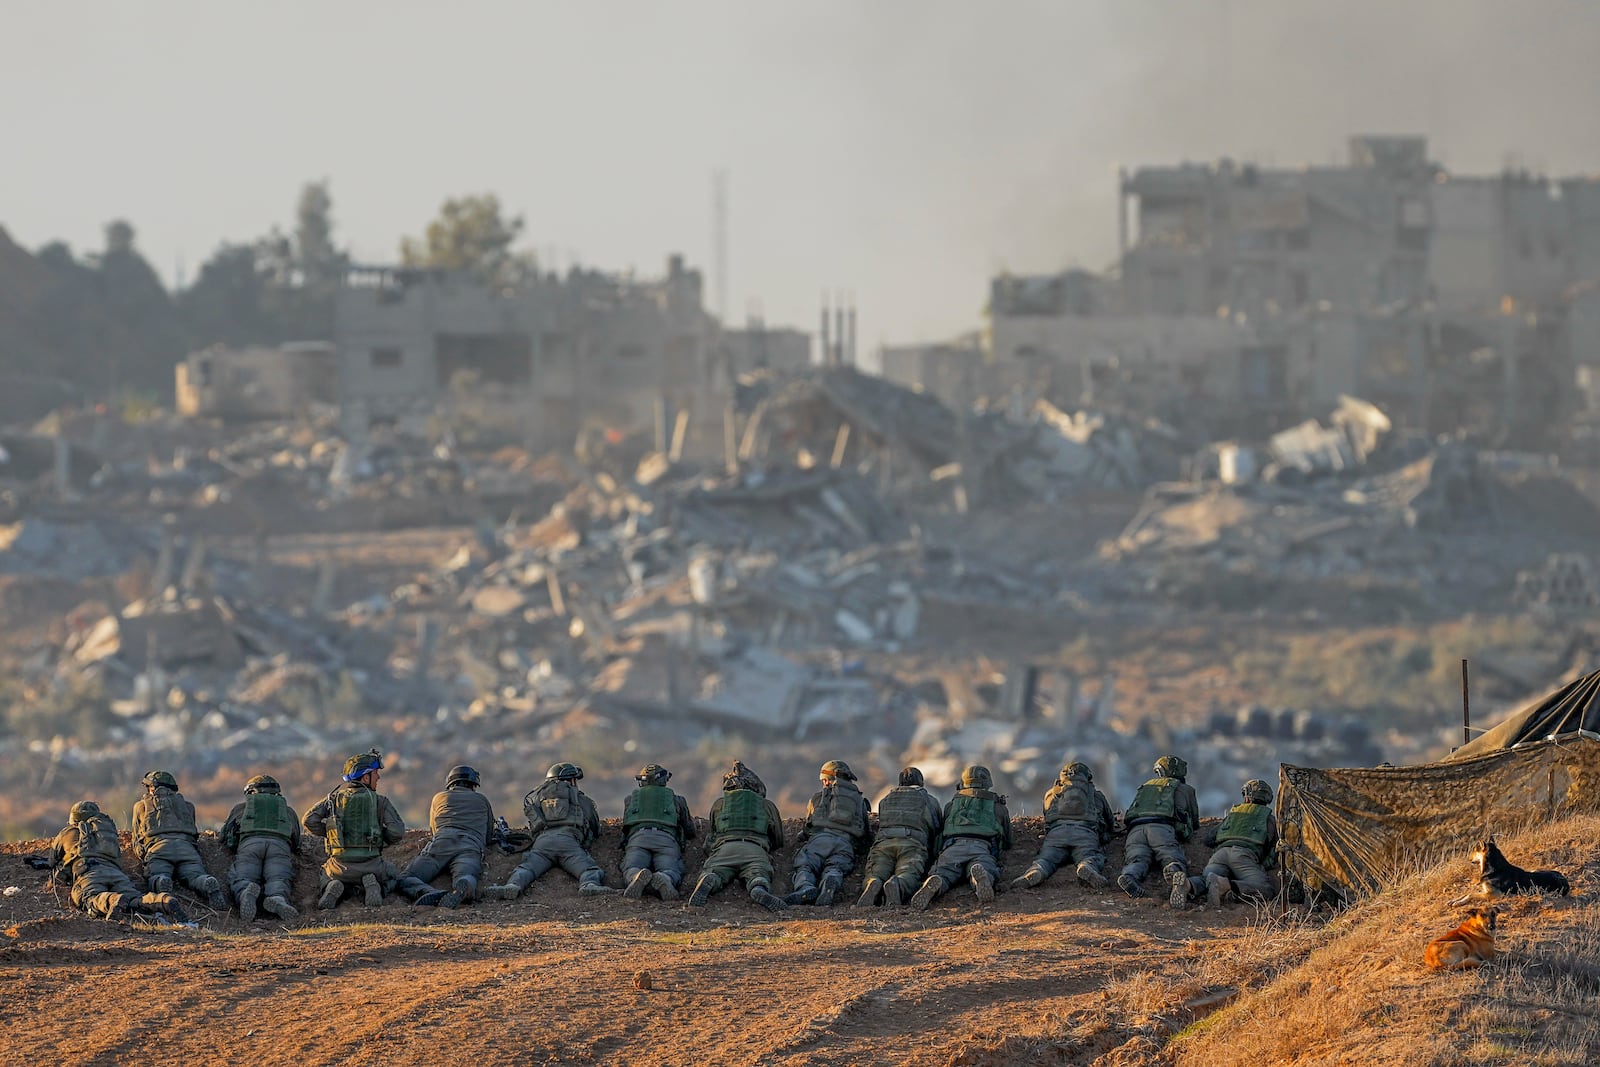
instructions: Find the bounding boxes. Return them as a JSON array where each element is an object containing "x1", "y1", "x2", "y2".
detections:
[{"x1": 1278, "y1": 737, "x2": 1600, "y2": 898}]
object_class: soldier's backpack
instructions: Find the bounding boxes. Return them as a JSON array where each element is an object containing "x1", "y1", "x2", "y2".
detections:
[
  {"x1": 525, "y1": 780, "x2": 582, "y2": 834},
  {"x1": 714, "y1": 788, "x2": 769, "y2": 841},
  {"x1": 143, "y1": 791, "x2": 197, "y2": 837},
  {"x1": 72, "y1": 814, "x2": 123, "y2": 865},
  {"x1": 239, "y1": 792, "x2": 294, "y2": 840},
  {"x1": 1125, "y1": 777, "x2": 1180, "y2": 823},
  {"x1": 945, "y1": 792, "x2": 1002, "y2": 839},
  {"x1": 1044, "y1": 777, "x2": 1096, "y2": 826},
  {"x1": 808, "y1": 780, "x2": 866, "y2": 838},
  {"x1": 327, "y1": 787, "x2": 383, "y2": 859}
]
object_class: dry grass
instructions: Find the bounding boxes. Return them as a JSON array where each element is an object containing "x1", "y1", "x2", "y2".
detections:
[{"x1": 1172, "y1": 812, "x2": 1600, "y2": 1067}]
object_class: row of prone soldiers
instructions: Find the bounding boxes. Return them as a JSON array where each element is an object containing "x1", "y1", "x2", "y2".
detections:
[{"x1": 42, "y1": 749, "x2": 1279, "y2": 922}]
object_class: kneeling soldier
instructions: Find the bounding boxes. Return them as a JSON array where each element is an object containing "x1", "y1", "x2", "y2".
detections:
[
  {"x1": 857, "y1": 766, "x2": 942, "y2": 907},
  {"x1": 483, "y1": 763, "x2": 616, "y2": 898},
  {"x1": 1010, "y1": 761, "x2": 1114, "y2": 891},
  {"x1": 134, "y1": 770, "x2": 228, "y2": 910},
  {"x1": 397, "y1": 764, "x2": 496, "y2": 908},
  {"x1": 620, "y1": 764, "x2": 697, "y2": 901},
  {"x1": 221, "y1": 775, "x2": 301, "y2": 921},
  {"x1": 786, "y1": 759, "x2": 871, "y2": 906},
  {"x1": 1203, "y1": 779, "x2": 1279, "y2": 907},
  {"x1": 910, "y1": 765, "x2": 1013, "y2": 910},
  {"x1": 302, "y1": 749, "x2": 407, "y2": 909}
]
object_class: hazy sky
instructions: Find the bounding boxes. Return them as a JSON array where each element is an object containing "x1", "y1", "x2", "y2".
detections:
[{"x1": 5, "y1": 1, "x2": 1599, "y2": 351}]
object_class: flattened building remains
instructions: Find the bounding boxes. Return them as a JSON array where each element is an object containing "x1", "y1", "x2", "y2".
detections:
[
  {"x1": 887, "y1": 136, "x2": 1600, "y2": 451},
  {"x1": 335, "y1": 254, "x2": 809, "y2": 455}
]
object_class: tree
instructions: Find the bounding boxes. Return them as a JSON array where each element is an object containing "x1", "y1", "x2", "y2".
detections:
[
  {"x1": 400, "y1": 193, "x2": 531, "y2": 289},
  {"x1": 294, "y1": 180, "x2": 346, "y2": 292},
  {"x1": 104, "y1": 219, "x2": 136, "y2": 256}
]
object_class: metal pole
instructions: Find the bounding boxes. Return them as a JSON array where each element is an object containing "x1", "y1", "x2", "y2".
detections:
[{"x1": 1461, "y1": 658, "x2": 1471, "y2": 746}]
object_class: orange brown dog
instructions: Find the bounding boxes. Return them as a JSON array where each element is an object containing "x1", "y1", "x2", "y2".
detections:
[{"x1": 1424, "y1": 907, "x2": 1498, "y2": 971}]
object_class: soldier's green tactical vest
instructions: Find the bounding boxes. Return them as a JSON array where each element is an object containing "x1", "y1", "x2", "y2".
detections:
[
  {"x1": 68, "y1": 814, "x2": 122, "y2": 865},
  {"x1": 623, "y1": 785, "x2": 679, "y2": 834},
  {"x1": 1215, "y1": 802, "x2": 1271, "y2": 851},
  {"x1": 144, "y1": 791, "x2": 197, "y2": 837},
  {"x1": 526, "y1": 780, "x2": 583, "y2": 833},
  {"x1": 945, "y1": 791, "x2": 1002, "y2": 839},
  {"x1": 1125, "y1": 777, "x2": 1180, "y2": 822},
  {"x1": 714, "y1": 788, "x2": 768, "y2": 841},
  {"x1": 327, "y1": 787, "x2": 383, "y2": 859},
  {"x1": 1044, "y1": 777, "x2": 1097, "y2": 826},
  {"x1": 239, "y1": 792, "x2": 294, "y2": 840},
  {"x1": 877, "y1": 786, "x2": 933, "y2": 841},
  {"x1": 808, "y1": 781, "x2": 866, "y2": 838}
]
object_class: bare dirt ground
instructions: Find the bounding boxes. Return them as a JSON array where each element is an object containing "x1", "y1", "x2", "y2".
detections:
[{"x1": 1, "y1": 819, "x2": 1252, "y2": 1067}]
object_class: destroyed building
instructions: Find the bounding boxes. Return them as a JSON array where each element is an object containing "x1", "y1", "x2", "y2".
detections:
[
  {"x1": 175, "y1": 342, "x2": 337, "y2": 421},
  {"x1": 335, "y1": 255, "x2": 768, "y2": 456}
]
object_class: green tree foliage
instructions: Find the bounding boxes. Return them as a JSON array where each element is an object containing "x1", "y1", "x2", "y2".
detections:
[{"x1": 400, "y1": 193, "x2": 531, "y2": 289}]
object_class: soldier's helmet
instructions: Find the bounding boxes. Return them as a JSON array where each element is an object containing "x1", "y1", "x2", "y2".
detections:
[
  {"x1": 446, "y1": 765, "x2": 481, "y2": 789},
  {"x1": 546, "y1": 762, "x2": 583, "y2": 782},
  {"x1": 142, "y1": 769, "x2": 179, "y2": 790},
  {"x1": 636, "y1": 764, "x2": 671, "y2": 785},
  {"x1": 69, "y1": 800, "x2": 101, "y2": 824},
  {"x1": 244, "y1": 775, "x2": 282, "y2": 795},
  {"x1": 1243, "y1": 779, "x2": 1273, "y2": 805},
  {"x1": 1153, "y1": 755, "x2": 1188, "y2": 780},
  {"x1": 898, "y1": 766, "x2": 925, "y2": 787},
  {"x1": 820, "y1": 759, "x2": 856, "y2": 782},
  {"x1": 961, "y1": 765, "x2": 993, "y2": 790},
  {"x1": 1064, "y1": 761, "x2": 1093, "y2": 782},
  {"x1": 343, "y1": 749, "x2": 384, "y2": 782},
  {"x1": 722, "y1": 760, "x2": 765, "y2": 795}
]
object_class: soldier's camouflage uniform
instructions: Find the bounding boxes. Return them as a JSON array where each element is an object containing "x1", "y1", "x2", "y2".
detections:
[
  {"x1": 787, "y1": 776, "x2": 871, "y2": 904},
  {"x1": 493, "y1": 779, "x2": 607, "y2": 895},
  {"x1": 396, "y1": 784, "x2": 496, "y2": 902},
  {"x1": 220, "y1": 790, "x2": 301, "y2": 913},
  {"x1": 619, "y1": 783, "x2": 697, "y2": 897},
  {"x1": 858, "y1": 783, "x2": 942, "y2": 905},
  {"x1": 133, "y1": 785, "x2": 225, "y2": 904},
  {"x1": 302, "y1": 781, "x2": 407, "y2": 900},
  {"x1": 49, "y1": 809, "x2": 183, "y2": 921}
]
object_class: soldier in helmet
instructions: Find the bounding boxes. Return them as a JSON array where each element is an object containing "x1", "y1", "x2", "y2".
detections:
[
  {"x1": 619, "y1": 764, "x2": 697, "y2": 901},
  {"x1": 395, "y1": 764, "x2": 497, "y2": 908},
  {"x1": 686, "y1": 761, "x2": 788, "y2": 914},
  {"x1": 785, "y1": 759, "x2": 871, "y2": 906},
  {"x1": 49, "y1": 801, "x2": 187, "y2": 922},
  {"x1": 1202, "y1": 779, "x2": 1279, "y2": 907},
  {"x1": 909, "y1": 765, "x2": 1013, "y2": 910},
  {"x1": 482, "y1": 763, "x2": 615, "y2": 899},
  {"x1": 302, "y1": 749, "x2": 407, "y2": 910},
  {"x1": 1117, "y1": 755, "x2": 1200, "y2": 909},
  {"x1": 856, "y1": 766, "x2": 942, "y2": 907},
  {"x1": 220, "y1": 775, "x2": 301, "y2": 922},
  {"x1": 132, "y1": 769, "x2": 228, "y2": 910},
  {"x1": 1010, "y1": 761, "x2": 1115, "y2": 892}
]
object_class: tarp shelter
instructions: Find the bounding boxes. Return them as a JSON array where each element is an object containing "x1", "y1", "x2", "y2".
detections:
[{"x1": 1278, "y1": 668, "x2": 1600, "y2": 898}]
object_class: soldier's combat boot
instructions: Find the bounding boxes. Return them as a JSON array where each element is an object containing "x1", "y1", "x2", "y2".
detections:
[
  {"x1": 751, "y1": 886, "x2": 788, "y2": 914},
  {"x1": 481, "y1": 884, "x2": 521, "y2": 901},
  {"x1": 414, "y1": 890, "x2": 449, "y2": 907},
  {"x1": 1165, "y1": 867, "x2": 1189, "y2": 911},
  {"x1": 856, "y1": 878, "x2": 884, "y2": 908},
  {"x1": 909, "y1": 876, "x2": 946, "y2": 911},
  {"x1": 624, "y1": 869, "x2": 653, "y2": 900},
  {"x1": 687, "y1": 874, "x2": 714, "y2": 907},
  {"x1": 237, "y1": 883, "x2": 260, "y2": 923},
  {"x1": 150, "y1": 874, "x2": 173, "y2": 895},
  {"x1": 970, "y1": 864, "x2": 996, "y2": 904},
  {"x1": 883, "y1": 878, "x2": 903, "y2": 906},
  {"x1": 1117, "y1": 874, "x2": 1146, "y2": 898},
  {"x1": 816, "y1": 873, "x2": 842, "y2": 907},
  {"x1": 1206, "y1": 874, "x2": 1231, "y2": 909},
  {"x1": 784, "y1": 885, "x2": 819, "y2": 906},
  {"x1": 1009, "y1": 868, "x2": 1044, "y2": 891},
  {"x1": 205, "y1": 879, "x2": 230, "y2": 912},
  {"x1": 1077, "y1": 863, "x2": 1109, "y2": 889},
  {"x1": 579, "y1": 880, "x2": 619, "y2": 896},
  {"x1": 262, "y1": 895, "x2": 299, "y2": 920},
  {"x1": 317, "y1": 880, "x2": 345, "y2": 910},
  {"x1": 362, "y1": 874, "x2": 384, "y2": 907},
  {"x1": 651, "y1": 872, "x2": 679, "y2": 902}
]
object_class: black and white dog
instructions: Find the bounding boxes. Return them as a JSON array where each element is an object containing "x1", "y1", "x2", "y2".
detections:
[{"x1": 1449, "y1": 836, "x2": 1571, "y2": 907}]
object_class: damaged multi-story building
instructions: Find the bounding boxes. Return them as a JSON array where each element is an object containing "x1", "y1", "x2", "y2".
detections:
[
  {"x1": 913, "y1": 135, "x2": 1600, "y2": 447},
  {"x1": 335, "y1": 254, "x2": 809, "y2": 453}
]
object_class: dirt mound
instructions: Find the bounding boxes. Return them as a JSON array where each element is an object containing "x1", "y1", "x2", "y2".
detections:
[{"x1": 3, "y1": 915, "x2": 133, "y2": 944}]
